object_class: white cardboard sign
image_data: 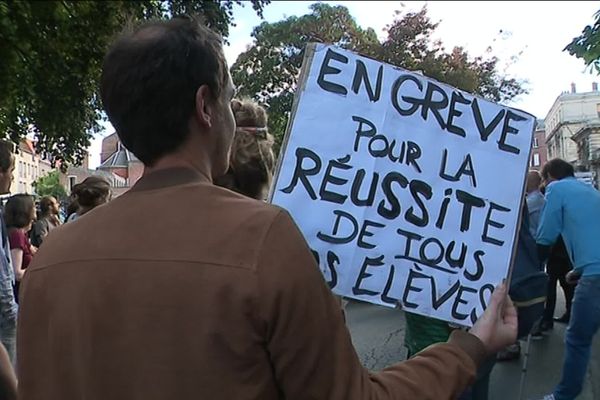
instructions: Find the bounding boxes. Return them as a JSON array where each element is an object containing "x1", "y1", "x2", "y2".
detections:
[{"x1": 270, "y1": 43, "x2": 535, "y2": 326}]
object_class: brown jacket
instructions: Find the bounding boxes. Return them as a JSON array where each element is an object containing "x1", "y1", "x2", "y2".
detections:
[{"x1": 18, "y1": 168, "x2": 486, "y2": 400}]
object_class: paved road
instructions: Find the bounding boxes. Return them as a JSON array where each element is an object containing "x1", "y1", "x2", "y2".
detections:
[{"x1": 345, "y1": 298, "x2": 599, "y2": 400}]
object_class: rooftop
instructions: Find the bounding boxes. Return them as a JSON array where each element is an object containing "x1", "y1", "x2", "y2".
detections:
[{"x1": 98, "y1": 144, "x2": 139, "y2": 169}]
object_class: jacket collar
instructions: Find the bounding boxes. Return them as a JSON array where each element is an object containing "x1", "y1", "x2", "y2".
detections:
[{"x1": 129, "y1": 167, "x2": 211, "y2": 193}]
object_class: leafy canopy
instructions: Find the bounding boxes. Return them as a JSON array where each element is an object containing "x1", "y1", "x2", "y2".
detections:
[
  {"x1": 0, "y1": 0, "x2": 269, "y2": 166},
  {"x1": 565, "y1": 10, "x2": 600, "y2": 74},
  {"x1": 231, "y1": 4, "x2": 527, "y2": 149},
  {"x1": 32, "y1": 170, "x2": 67, "y2": 200}
]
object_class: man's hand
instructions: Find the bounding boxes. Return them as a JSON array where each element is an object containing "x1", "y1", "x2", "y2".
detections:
[
  {"x1": 469, "y1": 283, "x2": 518, "y2": 354},
  {"x1": 566, "y1": 270, "x2": 581, "y2": 285}
]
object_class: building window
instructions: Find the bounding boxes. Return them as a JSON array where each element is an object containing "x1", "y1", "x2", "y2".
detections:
[
  {"x1": 68, "y1": 176, "x2": 77, "y2": 191},
  {"x1": 533, "y1": 137, "x2": 539, "y2": 148},
  {"x1": 533, "y1": 153, "x2": 540, "y2": 167},
  {"x1": 597, "y1": 103, "x2": 600, "y2": 118}
]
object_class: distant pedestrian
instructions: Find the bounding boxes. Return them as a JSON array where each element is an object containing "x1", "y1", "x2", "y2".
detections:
[
  {"x1": 525, "y1": 170, "x2": 545, "y2": 238},
  {"x1": 536, "y1": 158, "x2": 600, "y2": 400},
  {"x1": 64, "y1": 198, "x2": 79, "y2": 222},
  {"x1": 5, "y1": 194, "x2": 37, "y2": 301},
  {"x1": 30, "y1": 196, "x2": 61, "y2": 247},
  {"x1": 67, "y1": 176, "x2": 111, "y2": 221}
]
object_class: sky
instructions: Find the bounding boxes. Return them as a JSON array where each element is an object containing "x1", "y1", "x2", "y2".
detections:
[{"x1": 88, "y1": 1, "x2": 600, "y2": 168}]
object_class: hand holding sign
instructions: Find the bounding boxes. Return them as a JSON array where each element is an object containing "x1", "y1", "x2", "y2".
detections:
[
  {"x1": 470, "y1": 283, "x2": 518, "y2": 354},
  {"x1": 271, "y1": 43, "x2": 535, "y2": 326}
]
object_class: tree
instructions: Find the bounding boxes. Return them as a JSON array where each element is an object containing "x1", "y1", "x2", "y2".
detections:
[
  {"x1": 565, "y1": 10, "x2": 600, "y2": 74},
  {"x1": 231, "y1": 4, "x2": 526, "y2": 148},
  {"x1": 380, "y1": 8, "x2": 524, "y2": 103},
  {"x1": 32, "y1": 170, "x2": 67, "y2": 200},
  {"x1": 231, "y1": 3, "x2": 380, "y2": 151},
  {"x1": 0, "y1": 0, "x2": 269, "y2": 166}
]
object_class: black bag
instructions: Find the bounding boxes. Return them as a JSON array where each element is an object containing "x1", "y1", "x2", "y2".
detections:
[
  {"x1": 29, "y1": 218, "x2": 48, "y2": 248},
  {"x1": 509, "y1": 202, "x2": 548, "y2": 339}
]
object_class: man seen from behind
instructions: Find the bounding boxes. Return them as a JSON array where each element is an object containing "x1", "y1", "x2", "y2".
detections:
[{"x1": 18, "y1": 16, "x2": 517, "y2": 400}]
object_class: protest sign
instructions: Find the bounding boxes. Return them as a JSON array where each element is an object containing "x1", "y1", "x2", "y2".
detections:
[{"x1": 270, "y1": 43, "x2": 535, "y2": 326}]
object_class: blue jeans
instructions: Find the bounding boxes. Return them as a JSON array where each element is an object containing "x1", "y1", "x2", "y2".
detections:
[
  {"x1": 553, "y1": 275, "x2": 600, "y2": 400},
  {"x1": 0, "y1": 320, "x2": 16, "y2": 368}
]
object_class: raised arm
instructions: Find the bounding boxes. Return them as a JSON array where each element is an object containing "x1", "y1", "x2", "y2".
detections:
[{"x1": 256, "y1": 210, "x2": 515, "y2": 400}]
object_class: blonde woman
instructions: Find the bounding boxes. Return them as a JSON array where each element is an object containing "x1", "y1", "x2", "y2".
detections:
[{"x1": 214, "y1": 98, "x2": 275, "y2": 200}]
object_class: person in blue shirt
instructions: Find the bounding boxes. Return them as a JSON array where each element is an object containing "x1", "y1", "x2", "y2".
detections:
[
  {"x1": 0, "y1": 141, "x2": 17, "y2": 367},
  {"x1": 535, "y1": 158, "x2": 600, "y2": 400}
]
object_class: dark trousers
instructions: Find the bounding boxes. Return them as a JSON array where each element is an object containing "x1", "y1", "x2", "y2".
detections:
[
  {"x1": 457, "y1": 355, "x2": 497, "y2": 400},
  {"x1": 543, "y1": 267, "x2": 574, "y2": 322}
]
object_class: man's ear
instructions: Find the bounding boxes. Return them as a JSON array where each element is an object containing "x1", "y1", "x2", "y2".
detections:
[{"x1": 195, "y1": 85, "x2": 213, "y2": 129}]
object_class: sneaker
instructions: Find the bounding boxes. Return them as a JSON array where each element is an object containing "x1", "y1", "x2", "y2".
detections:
[
  {"x1": 540, "y1": 320, "x2": 554, "y2": 332},
  {"x1": 496, "y1": 343, "x2": 521, "y2": 361},
  {"x1": 554, "y1": 313, "x2": 570, "y2": 324},
  {"x1": 531, "y1": 329, "x2": 546, "y2": 340}
]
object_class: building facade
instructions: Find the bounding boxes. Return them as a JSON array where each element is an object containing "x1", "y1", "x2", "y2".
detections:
[
  {"x1": 97, "y1": 132, "x2": 143, "y2": 197},
  {"x1": 544, "y1": 84, "x2": 600, "y2": 164},
  {"x1": 62, "y1": 166, "x2": 127, "y2": 195},
  {"x1": 529, "y1": 119, "x2": 548, "y2": 171},
  {"x1": 5, "y1": 136, "x2": 140, "y2": 199},
  {"x1": 571, "y1": 122, "x2": 600, "y2": 187},
  {"x1": 55, "y1": 150, "x2": 127, "y2": 198},
  {"x1": 11, "y1": 140, "x2": 55, "y2": 195}
]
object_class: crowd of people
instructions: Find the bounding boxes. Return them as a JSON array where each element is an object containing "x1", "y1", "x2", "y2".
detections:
[
  {"x1": 0, "y1": 15, "x2": 595, "y2": 400},
  {"x1": 0, "y1": 167, "x2": 113, "y2": 374}
]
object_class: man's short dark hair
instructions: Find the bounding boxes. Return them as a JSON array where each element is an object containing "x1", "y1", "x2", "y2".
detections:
[
  {"x1": 100, "y1": 16, "x2": 227, "y2": 166},
  {"x1": 541, "y1": 158, "x2": 575, "y2": 181},
  {"x1": 0, "y1": 140, "x2": 14, "y2": 172}
]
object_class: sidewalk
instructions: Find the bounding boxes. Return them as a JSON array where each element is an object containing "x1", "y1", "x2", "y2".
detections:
[
  {"x1": 345, "y1": 293, "x2": 600, "y2": 400},
  {"x1": 490, "y1": 319, "x2": 600, "y2": 400},
  {"x1": 489, "y1": 291, "x2": 599, "y2": 400}
]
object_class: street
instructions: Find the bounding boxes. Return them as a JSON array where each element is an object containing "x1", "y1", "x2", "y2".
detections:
[{"x1": 345, "y1": 297, "x2": 599, "y2": 400}]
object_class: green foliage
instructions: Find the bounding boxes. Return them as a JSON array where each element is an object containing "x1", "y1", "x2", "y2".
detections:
[
  {"x1": 32, "y1": 170, "x2": 67, "y2": 200},
  {"x1": 231, "y1": 3, "x2": 380, "y2": 152},
  {"x1": 231, "y1": 4, "x2": 527, "y2": 148},
  {"x1": 565, "y1": 10, "x2": 600, "y2": 74},
  {"x1": 0, "y1": 0, "x2": 269, "y2": 166}
]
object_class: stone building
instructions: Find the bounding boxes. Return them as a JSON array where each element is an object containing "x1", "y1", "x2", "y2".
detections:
[
  {"x1": 97, "y1": 132, "x2": 144, "y2": 197},
  {"x1": 529, "y1": 119, "x2": 548, "y2": 171},
  {"x1": 571, "y1": 122, "x2": 600, "y2": 187},
  {"x1": 544, "y1": 83, "x2": 600, "y2": 163},
  {"x1": 11, "y1": 139, "x2": 54, "y2": 195}
]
